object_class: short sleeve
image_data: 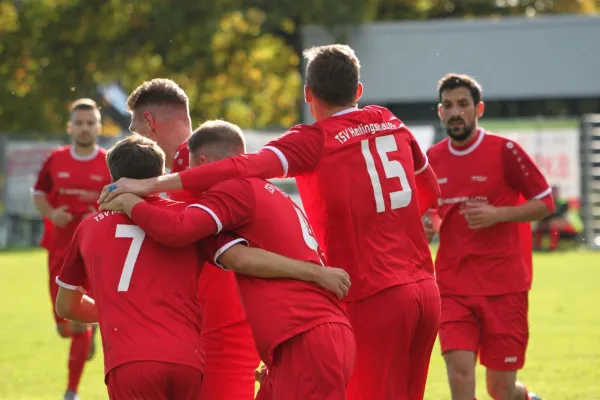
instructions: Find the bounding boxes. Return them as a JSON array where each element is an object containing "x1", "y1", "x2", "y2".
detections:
[
  {"x1": 410, "y1": 133, "x2": 429, "y2": 175},
  {"x1": 33, "y1": 152, "x2": 54, "y2": 195},
  {"x1": 502, "y1": 140, "x2": 551, "y2": 200},
  {"x1": 200, "y1": 232, "x2": 249, "y2": 270},
  {"x1": 187, "y1": 179, "x2": 255, "y2": 233},
  {"x1": 56, "y1": 225, "x2": 86, "y2": 290},
  {"x1": 263, "y1": 124, "x2": 324, "y2": 177}
]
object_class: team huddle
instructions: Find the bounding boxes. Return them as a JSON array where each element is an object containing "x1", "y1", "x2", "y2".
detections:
[{"x1": 34, "y1": 44, "x2": 553, "y2": 400}]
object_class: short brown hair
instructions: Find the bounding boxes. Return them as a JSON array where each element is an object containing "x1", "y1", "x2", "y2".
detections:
[
  {"x1": 70, "y1": 98, "x2": 100, "y2": 115},
  {"x1": 437, "y1": 73, "x2": 483, "y2": 104},
  {"x1": 106, "y1": 135, "x2": 165, "y2": 181},
  {"x1": 188, "y1": 120, "x2": 245, "y2": 160},
  {"x1": 126, "y1": 78, "x2": 189, "y2": 111},
  {"x1": 303, "y1": 44, "x2": 361, "y2": 107}
]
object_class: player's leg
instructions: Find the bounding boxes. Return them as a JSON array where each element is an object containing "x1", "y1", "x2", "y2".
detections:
[
  {"x1": 480, "y1": 292, "x2": 533, "y2": 400},
  {"x1": 269, "y1": 322, "x2": 356, "y2": 400},
  {"x1": 407, "y1": 278, "x2": 442, "y2": 400},
  {"x1": 346, "y1": 283, "x2": 421, "y2": 400},
  {"x1": 199, "y1": 320, "x2": 260, "y2": 400},
  {"x1": 106, "y1": 361, "x2": 170, "y2": 400},
  {"x1": 49, "y1": 253, "x2": 92, "y2": 400},
  {"x1": 439, "y1": 295, "x2": 481, "y2": 400}
]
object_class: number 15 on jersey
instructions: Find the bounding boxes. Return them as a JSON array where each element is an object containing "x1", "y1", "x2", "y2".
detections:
[{"x1": 361, "y1": 136, "x2": 412, "y2": 213}]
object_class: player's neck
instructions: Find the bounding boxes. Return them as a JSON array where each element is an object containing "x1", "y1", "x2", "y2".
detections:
[
  {"x1": 450, "y1": 127, "x2": 481, "y2": 148},
  {"x1": 72, "y1": 143, "x2": 97, "y2": 157},
  {"x1": 314, "y1": 104, "x2": 358, "y2": 121},
  {"x1": 162, "y1": 126, "x2": 190, "y2": 169}
]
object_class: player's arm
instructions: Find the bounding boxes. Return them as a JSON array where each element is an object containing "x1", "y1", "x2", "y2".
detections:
[
  {"x1": 32, "y1": 153, "x2": 74, "y2": 227},
  {"x1": 461, "y1": 141, "x2": 554, "y2": 229},
  {"x1": 207, "y1": 237, "x2": 351, "y2": 299},
  {"x1": 99, "y1": 125, "x2": 324, "y2": 203},
  {"x1": 412, "y1": 138, "x2": 440, "y2": 215},
  {"x1": 101, "y1": 180, "x2": 255, "y2": 247},
  {"x1": 54, "y1": 227, "x2": 98, "y2": 323}
]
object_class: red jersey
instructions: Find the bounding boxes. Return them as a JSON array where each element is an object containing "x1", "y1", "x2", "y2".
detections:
[
  {"x1": 168, "y1": 140, "x2": 247, "y2": 334},
  {"x1": 168, "y1": 141, "x2": 197, "y2": 203},
  {"x1": 179, "y1": 106, "x2": 435, "y2": 302},
  {"x1": 56, "y1": 197, "x2": 207, "y2": 378},
  {"x1": 129, "y1": 178, "x2": 350, "y2": 366},
  {"x1": 33, "y1": 146, "x2": 111, "y2": 254},
  {"x1": 427, "y1": 130, "x2": 552, "y2": 296}
]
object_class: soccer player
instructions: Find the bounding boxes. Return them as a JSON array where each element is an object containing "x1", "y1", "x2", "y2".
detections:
[
  {"x1": 425, "y1": 73, "x2": 552, "y2": 400},
  {"x1": 100, "y1": 120, "x2": 356, "y2": 399},
  {"x1": 125, "y1": 78, "x2": 260, "y2": 399},
  {"x1": 100, "y1": 45, "x2": 441, "y2": 399},
  {"x1": 57, "y1": 135, "x2": 349, "y2": 399},
  {"x1": 32, "y1": 98, "x2": 111, "y2": 400}
]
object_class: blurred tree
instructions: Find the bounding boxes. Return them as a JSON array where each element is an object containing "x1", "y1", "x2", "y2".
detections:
[{"x1": 0, "y1": 0, "x2": 596, "y2": 135}]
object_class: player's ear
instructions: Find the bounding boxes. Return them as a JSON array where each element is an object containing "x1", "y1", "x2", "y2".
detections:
[
  {"x1": 67, "y1": 120, "x2": 72, "y2": 135},
  {"x1": 355, "y1": 82, "x2": 363, "y2": 103},
  {"x1": 437, "y1": 104, "x2": 443, "y2": 120},
  {"x1": 143, "y1": 111, "x2": 156, "y2": 132},
  {"x1": 476, "y1": 101, "x2": 485, "y2": 118},
  {"x1": 304, "y1": 85, "x2": 313, "y2": 104}
]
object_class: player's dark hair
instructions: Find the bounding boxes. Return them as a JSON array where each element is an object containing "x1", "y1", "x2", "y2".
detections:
[
  {"x1": 188, "y1": 120, "x2": 246, "y2": 159},
  {"x1": 126, "y1": 78, "x2": 189, "y2": 111},
  {"x1": 303, "y1": 44, "x2": 361, "y2": 107},
  {"x1": 106, "y1": 135, "x2": 165, "y2": 181},
  {"x1": 70, "y1": 98, "x2": 100, "y2": 116},
  {"x1": 437, "y1": 73, "x2": 483, "y2": 104}
]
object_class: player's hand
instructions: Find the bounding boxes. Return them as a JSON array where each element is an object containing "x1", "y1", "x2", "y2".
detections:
[
  {"x1": 315, "y1": 267, "x2": 351, "y2": 299},
  {"x1": 98, "y1": 195, "x2": 125, "y2": 212},
  {"x1": 460, "y1": 202, "x2": 503, "y2": 229},
  {"x1": 255, "y1": 365, "x2": 268, "y2": 385},
  {"x1": 50, "y1": 205, "x2": 73, "y2": 228},
  {"x1": 99, "y1": 177, "x2": 154, "y2": 204},
  {"x1": 422, "y1": 213, "x2": 437, "y2": 243}
]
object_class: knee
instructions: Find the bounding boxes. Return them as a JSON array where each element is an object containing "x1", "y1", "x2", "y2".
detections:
[{"x1": 446, "y1": 359, "x2": 475, "y2": 388}]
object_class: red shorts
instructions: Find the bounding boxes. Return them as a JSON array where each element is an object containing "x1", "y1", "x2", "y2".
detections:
[
  {"x1": 256, "y1": 322, "x2": 355, "y2": 400},
  {"x1": 107, "y1": 361, "x2": 202, "y2": 400},
  {"x1": 439, "y1": 292, "x2": 529, "y2": 371},
  {"x1": 199, "y1": 320, "x2": 260, "y2": 400},
  {"x1": 346, "y1": 278, "x2": 440, "y2": 400},
  {"x1": 48, "y1": 253, "x2": 67, "y2": 325}
]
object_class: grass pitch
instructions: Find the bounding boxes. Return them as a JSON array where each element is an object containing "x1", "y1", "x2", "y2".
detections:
[{"x1": 1, "y1": 249, "x2": 598, "y2": 399}]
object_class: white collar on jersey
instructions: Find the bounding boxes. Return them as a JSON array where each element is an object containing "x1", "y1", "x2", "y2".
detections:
[
  {"x1": 332, "y1": 107, "x2": 360, "y2": 117},
  {"x1": 448, "y1": 129, "x2": 486, "y2": 156},
  {"x1": 70, "y1": 145, "x2": 99, "y2": 161}
]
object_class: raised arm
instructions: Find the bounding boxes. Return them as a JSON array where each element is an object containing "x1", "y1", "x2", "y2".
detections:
[{"x1": 99, "y1": 124, "x2": 324, "y2": 203}]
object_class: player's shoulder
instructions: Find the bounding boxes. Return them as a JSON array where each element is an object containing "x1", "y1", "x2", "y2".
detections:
[
  {"x1": 481, "y1": 130, "x2": 519, "y2": 150},
  {"x1": 427, "y1": 137, "x2": 450, "y2": 156},
  {"x1": 96, "y1": 146, "x2": 108, "y2": 157},
  {"x1": 48, "y1": 145, "x2": 71, "y2": 158}
]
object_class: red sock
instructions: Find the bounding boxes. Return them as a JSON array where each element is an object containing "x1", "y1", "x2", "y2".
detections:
[{"x1": 67, "y1": 329, "x2": 92, "y2": 392}]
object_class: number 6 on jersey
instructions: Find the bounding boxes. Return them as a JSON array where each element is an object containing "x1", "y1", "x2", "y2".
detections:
[
  {"x1": 115, "y1": 224, "x2": 146, "y2": 292},
  {"x1": 361, "y1": 136, "x2": 412, "y2": 213}
]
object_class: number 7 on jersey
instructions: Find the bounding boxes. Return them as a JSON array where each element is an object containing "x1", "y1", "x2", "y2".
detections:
[
  {"x1": 115, "y1": 224, "x2": 146, "y2": 292},
  {"x1": 361, "y1": 136, "x2": 412, "y2": 213}
]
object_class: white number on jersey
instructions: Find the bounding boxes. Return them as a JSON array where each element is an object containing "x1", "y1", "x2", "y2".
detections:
[
  {"x1": 361, "y1": 136, "x2": 412, "y2": 213},
  {"x1": 292, "y1": 205, "x2": 324, "y2": 265},
  {"x1": 115, "y1": 224, "x2": 146, "y2": 292}
]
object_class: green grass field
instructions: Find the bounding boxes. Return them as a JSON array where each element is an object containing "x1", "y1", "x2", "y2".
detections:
[{"x1": 1, "y1": 249, "x2": 599, "y2": 399}]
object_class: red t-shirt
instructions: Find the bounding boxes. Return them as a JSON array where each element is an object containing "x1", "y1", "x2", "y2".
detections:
[
  {"x1": 33, "y1": 146, "x2": 111, "y2": 255},
  {"x1": 56, "y1": 197, "x2": 211, "y2": 378},
  {"x1": 129, "y1": 178, "x2": 350, "y2": 366},
  {"x1": 178, "y1": 106, "x2": 435, "y2": 302},
  {"x1": 427, "y1": 130, "x2": 552, "y2": 296},
  {"x1": 168, "y1": 140, "x2": 247, "y2": 334},
  {"x1": 168, "y1": 141, "x2": 198, "y2": 204}
]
